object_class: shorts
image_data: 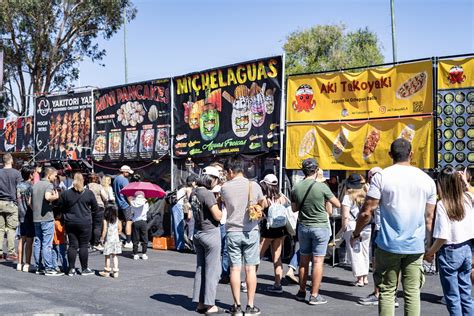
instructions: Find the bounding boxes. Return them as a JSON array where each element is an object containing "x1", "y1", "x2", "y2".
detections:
[
  {"x1": 226, "y1": 230, "x2": 260, "y2": 266},
  {"x1": 118, "y1": 206, "x2": 133, "y2": 222},
  {"x1": 298, "y1": 224, "x2": 330, "y2": 257},
  {"x1": 19, "y1": 221, "x2": 35, "y2": 238}
]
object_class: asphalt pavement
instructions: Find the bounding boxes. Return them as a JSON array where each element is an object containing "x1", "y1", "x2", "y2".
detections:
[{"x1": 0, "y1": 247, "x2": 450, "y2": 315}]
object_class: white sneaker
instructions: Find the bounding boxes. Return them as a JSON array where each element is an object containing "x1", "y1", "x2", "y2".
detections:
[
  {"x1": 141, "y1": 254, "x2": 148, "y2": 260},
  {"x1": 123, "y1": 242, "x2": 133, "y2": 249},
  {"x1": 16, "y1": 263, "x2": 22, "y2": 271},
  {"x1": 22, "y1": 264, "x2": 30, "y2": 272},
  {"x1": 133, "y1": 254, "x2": 140, "y2": 260}
]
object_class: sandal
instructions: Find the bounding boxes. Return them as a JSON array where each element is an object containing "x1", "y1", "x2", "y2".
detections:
[
  {"x1": 99, "y1": 268, "x2": 111, "y2": 277},
  {"x1": 112, "y1": 268, "x2": 119, "y2": 278}
]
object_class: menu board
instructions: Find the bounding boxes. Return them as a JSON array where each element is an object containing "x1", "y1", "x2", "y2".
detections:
[
  {"x1": 173, "y1": 56, "x2": 282, "y2": 157},
  {"x1": 286, "y1": 116, "x2": 433, "y2": 170},
  {"x1": 286, "y1": 60, "x2": 433, "y2": 122},
  {"x1": 34, "y1": 92, "x2": 92, "y2": 160},
  {"x1": 437, "y1": 57, "x2": 474, "y2": 169},
  {"x1": 93, "y1": 79, "x2": 171, "y2": 162}
]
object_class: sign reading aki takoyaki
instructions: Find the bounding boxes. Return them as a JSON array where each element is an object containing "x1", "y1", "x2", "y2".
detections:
[
  {"x1": 34, "y1": 92, "x2": 93, "y2": 161},
  {"x1": 285, "y1": 116, "x2": 433, "y2": 170},
  {"x1": 173, "y1": 56, "x2": 282, "y2": 157},
  {"x1": 286, "y1": 61, "x2": 433, "y2": 122},
  {"x1": 93, "y1": 79, "x2": 171, "y2": 162}
]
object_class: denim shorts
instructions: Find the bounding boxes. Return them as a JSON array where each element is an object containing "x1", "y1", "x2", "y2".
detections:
[
  {"x1": 226, "y1": 230, "x2": 260, "y2": 266},
  {"x1": 298, "y1": 224, "x2": 330, "y2": 257}
]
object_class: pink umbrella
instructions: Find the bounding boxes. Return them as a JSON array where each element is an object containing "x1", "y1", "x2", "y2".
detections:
[{"x1": 120, "y1": 182, "x2": 166, "y2": 199}]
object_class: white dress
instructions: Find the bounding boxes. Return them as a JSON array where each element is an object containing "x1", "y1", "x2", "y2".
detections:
[{"x1": 103, "y1": 221, "x2": 122, "y2": 255}]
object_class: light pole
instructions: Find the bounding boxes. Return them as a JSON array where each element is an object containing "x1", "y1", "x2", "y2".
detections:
[
  {"x1": 390, "y1": 0, "x2": 397, "y2": 63},
  {"x1": 123, "y1": 11, "x2": 128, "y2": 84}
]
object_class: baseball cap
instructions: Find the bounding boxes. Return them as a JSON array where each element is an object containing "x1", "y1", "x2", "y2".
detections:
[
  {"x1": 260, "y1": 174, "x2": 278, "y2": 186},
  {"x1": 346, "y1": 173, "x2": 363, "y2": 189},
  {"x1": 120, "y1": 165, "x2": 134, "y2": 174},
  {"x1": 203, "y1": 166, "x2": 220, "y2": 178},
  {"x1": 302, "y1": 158, "x2": 318, "y2": 172}
]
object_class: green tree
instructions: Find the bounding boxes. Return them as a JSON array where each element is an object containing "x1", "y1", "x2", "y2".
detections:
[
  {"x1": 0, "y1": 0, "x2": 137, "y2": 116},
  {"x1": 283, "y1": 24, "x2": 384, "y2": 75}
]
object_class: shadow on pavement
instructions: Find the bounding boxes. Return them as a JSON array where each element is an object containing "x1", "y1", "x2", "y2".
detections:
[
  {"x1": 420, "y1": 292, "x2": 443, "y2": 304},
  {"x1": 150, "y1": 293, "x2": 195, "y2": 312},
  {"x1": 167, "y1": 269, "x2": 195, "y2": 278}
]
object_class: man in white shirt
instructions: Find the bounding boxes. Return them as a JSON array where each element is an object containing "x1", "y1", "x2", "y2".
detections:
[{"x1": 351, "y1": 139, "x2": 437, "y2": 316}]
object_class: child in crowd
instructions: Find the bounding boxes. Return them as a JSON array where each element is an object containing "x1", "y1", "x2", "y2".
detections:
[
  {"x1": 99, "y1": 205, "x2": 122, "y2": 277},
  {"x1": 16, "y1": 166, "x2": 35, "y2": 272},
  {"x1": 130, "y1": 191, "x2": 149, "y2": 260},
  {"x1": 52, "y1": 212, "x2": 68, "y2": 273}
]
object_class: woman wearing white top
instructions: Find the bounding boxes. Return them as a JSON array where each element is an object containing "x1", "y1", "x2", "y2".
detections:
[
  {"x1": 339, "y1": 173, "x2": 371, "y2": 287},
  {"x1": 425, "y1": 166, "x2": 474, "y2": 316}
]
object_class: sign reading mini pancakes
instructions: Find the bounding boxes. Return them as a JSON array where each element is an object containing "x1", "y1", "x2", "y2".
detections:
[
  {"x1": 93, "y1": 79, "x2": 171, "y2": 162},
  {"x1": 35, "y1": 92, "x2": 93, "y2": 161},
  {"x1": 173, "y1": 56, "x2": 282, "y2": 158}
]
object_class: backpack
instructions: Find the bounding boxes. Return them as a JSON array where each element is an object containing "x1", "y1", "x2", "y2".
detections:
[{"x1": 267, "y1": 199, "x2": 287, "y2": 229}]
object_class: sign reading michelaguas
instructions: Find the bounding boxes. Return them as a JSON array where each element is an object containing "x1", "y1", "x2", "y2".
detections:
[
  {"x1": 286, "y1": 60, "x2": 433, "y2": 122},
  {"x1": 173, "y1": 56, "x2": 283, "y2": 158}
]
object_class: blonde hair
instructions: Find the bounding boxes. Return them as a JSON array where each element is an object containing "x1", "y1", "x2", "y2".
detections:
[
  {"x1": 73, "y1": 173, "x2": 85, "y2": 192},
  {"x1": 346, "y1": 188, "x2": 366, "y2": 207},
  {"x1": 101, "y1": 176, "x2": 112, "y2": 188}
]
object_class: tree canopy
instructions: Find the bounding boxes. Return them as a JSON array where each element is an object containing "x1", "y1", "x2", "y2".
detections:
[
  {"x1": 0, "y1": 0, "x2": 137, "y2": 115},
  {"x1": 283, "y1": 24, "x2": 384, "y2": 75}
]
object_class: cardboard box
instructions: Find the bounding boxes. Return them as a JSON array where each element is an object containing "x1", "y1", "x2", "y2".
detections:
[{"x1": 152, "y1": 236, "x2": 175, "y2": 250}]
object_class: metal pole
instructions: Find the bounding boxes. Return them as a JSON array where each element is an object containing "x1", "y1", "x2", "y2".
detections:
[
  {"x1": 390, "y1": 0, "x2": 397, "y2": 63},
  {"x1": 90, "y1": 88, "x2": 95, "y2": 171},
  {"x1": 170, "y1": 80, "x2": 175, "y2": 191},
  {"x1": 123, "y1": 12, "x2": 128, "y2": 84},
  {"x1": 278, "y1": 54, "x2": 286, "y2": 192}
]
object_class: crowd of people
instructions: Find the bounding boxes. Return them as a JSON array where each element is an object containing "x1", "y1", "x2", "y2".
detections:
[
  {"x1": 1, "y1": 137, "x2": 474, "y2": 316},
  {"x1": 0, "y1": 155, "x2": 150, "y2": 277}
]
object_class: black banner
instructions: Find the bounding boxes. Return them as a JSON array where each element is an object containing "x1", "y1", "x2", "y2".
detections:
[
  {"x1": 173, "y1": 56, "x2": 282, "y2": 158},
  {"x1": 93, "y1": 79, "x2": 171, "y2": 162},
  {"x1": 34, "y1": 92, "x2": 93, "y2": 161}
]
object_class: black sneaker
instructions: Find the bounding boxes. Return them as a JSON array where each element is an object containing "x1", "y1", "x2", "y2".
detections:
[
  {"x1": 35, "y1": 268, "x2": 45, "y2": 275},
  {"x1": 244, "y1": 305, "x2": 261, "y2": 315},
  {"x1": 229, "y1": 305, "x2": 243, "y2": 316},
  {"x1": 295, "y1": 290, "x2": 306, "y2": 302},
  {"x1": 81, "y1": 268, "x2": 94, "y2": 276},
  {"x1": 45, "y1": 269, "x2": 64, "y2": 276},
  {"x1": 266, "y1": 285, "x2": 283, "y2": 294},
  {"x1": 68, "y1": 268, "x2": 77, "y2": 276}
]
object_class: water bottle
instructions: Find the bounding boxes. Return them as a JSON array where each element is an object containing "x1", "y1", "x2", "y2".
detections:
[{"x1": 353, "y1": 239, "x2": 361, "y2": 253}]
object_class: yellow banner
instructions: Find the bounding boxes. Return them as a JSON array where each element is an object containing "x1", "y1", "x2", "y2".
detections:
[
  {"x1": 286, "y1": 61, "x2": 433, "y2": 122},
  {"x1": 285, "y1": 116, "x2": 433, "y2": 170},
  {"x1": 438, "y1": 57, "x2": 474, "y2": 89}
]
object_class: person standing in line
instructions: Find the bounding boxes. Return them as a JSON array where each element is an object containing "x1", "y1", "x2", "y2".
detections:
[
  {"x1": 191, "y1": 167, "x2": 224, "y2": 315},
  {"x1": 16, "y1": 166, "x2": 35, "y2": 272},
  {"x1": 338, "y1": 173, "x2": 371, "y2": 287},
  {"x1": 258, "y1": 173, "x2": 289, "y2": 294},
  {"x1": 51, "y1": 212, "x2": 68, "y2": 273},
  {"x1": 101, "y1": 176, "x2": 115, "y2": 204},
  {"x1": 425, "y1": 167, "x2": 474, "y2": 315},
  {"x1": 221, "y1": 156, "x2": 267, "y2": 316},
  {"x1": 291, "y1": 158, "x2": 341, "y2": 305},
  {"x1": 130, "y1": 191, "x2": 149, "y2": 260},
  {"x1": 209, "y1": 162, "x2": 230, "y2": 285},
  {"x1": 58, "y1": 173, "x2": 99, "y2": 276},
  {"x1": 32, "y1": 163, "x2": 42, "y2": 185},
  {"x1": 113, "y1": 166, "x2": 134, "y2": 248},
  {"x1": 99, "y1": 204, "x2": 122, "y2": 278},
  {"x1": 32, "y1": 167, "x2": 61, "y2": 276},
  {"x1": 351, "y1": 139, "x2": 437, "y2": 316},
  {"x1": 171, "y1": 174, "x2": 197, "y2": 252},
  {"x1": 88, "y1": 173, "x2": 108, "y2": 251},
  {"x1": 0, "y1": 154, "x2": 22, "y2": 261}
]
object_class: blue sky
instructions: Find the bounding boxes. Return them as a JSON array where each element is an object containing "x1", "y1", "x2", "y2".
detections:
[{"x1": 78, "y1": 0, "x2": 474, "y2": 88}]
